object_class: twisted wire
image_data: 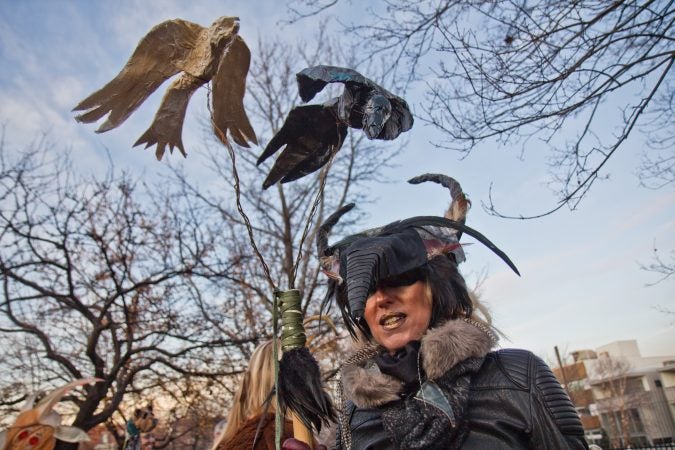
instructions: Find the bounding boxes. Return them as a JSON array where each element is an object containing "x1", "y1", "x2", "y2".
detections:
[
  {"x1": 208, "y1": 101, "x2": 276, "y2": 291},
  {"x1": 208, "y1": 91, "x2": 339, "y2": 449},
  {"x1": 290, "y1": 148, "x2": 337, "y2": 288}
]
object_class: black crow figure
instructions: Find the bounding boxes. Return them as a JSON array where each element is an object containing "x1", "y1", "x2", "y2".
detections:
[
  {"x1": 297, "y1": 66, "x2": 413, "y2": 140},
  {"x1": 257, "y1": 66, "x2": 413, "y2": 189}
]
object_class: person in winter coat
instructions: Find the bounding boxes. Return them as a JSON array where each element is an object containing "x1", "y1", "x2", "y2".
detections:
[
  {"x1": 212, "y1": 340, "x2": 294, "y2": 450},
  {"x1": 316, "y1": 174, "x2": 589, "y2": 450}
]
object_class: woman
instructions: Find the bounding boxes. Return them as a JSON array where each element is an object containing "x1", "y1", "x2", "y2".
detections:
[
  {"x1": 318, "y1": 174, "x2": 588, "y2": 449},
  {"x1": 213, "y1": 340, "x2": 294, "y2": 450}
]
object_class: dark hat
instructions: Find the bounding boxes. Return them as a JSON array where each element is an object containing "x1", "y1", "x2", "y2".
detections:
[{"x1": 318, "y1": 174, "x2": 519, "y2": 332}]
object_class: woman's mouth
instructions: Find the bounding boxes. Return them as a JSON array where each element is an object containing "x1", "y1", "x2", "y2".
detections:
[{"x1": 380, "y1": 312, "x2": 406, "y2": 330}]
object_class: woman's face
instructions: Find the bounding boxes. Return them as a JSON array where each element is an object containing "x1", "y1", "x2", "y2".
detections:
[{"x1": 363, "y1": 280, "x2": 431, "y2": 353}]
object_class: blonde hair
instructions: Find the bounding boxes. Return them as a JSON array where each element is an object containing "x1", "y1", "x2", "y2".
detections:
[
  {"x1": 213, "y1": 339, "x2": 280, "y2": 449},
  {"x1": 467, "y1": 290, "x2": 493, "y2": 324}
]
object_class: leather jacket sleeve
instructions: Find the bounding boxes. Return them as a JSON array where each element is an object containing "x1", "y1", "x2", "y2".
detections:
[
  {"x1": 467, "y1": 349, "x2": 588, "y2": 450},
  {"x1": 528, "y1": 352, "x2": 588, "y2": 449}
]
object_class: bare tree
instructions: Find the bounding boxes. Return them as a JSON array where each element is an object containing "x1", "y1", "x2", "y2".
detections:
[
  {"x1": 0, "y1": 28, "x2": 407, "y2": 449},
  {"x1": 592, "y1": 355, "x2": 640, "y2": 448},
  {"x1": 0, "y1": 134, "x2": 255, "y2": 448},
  {"x1": 160, "y1": 31, "x2": 404, "y2": 445},
  {"x1": 286, "y1": 0, "x2": 675, "y2": 218},
  {"x1": 180, "y1": 28, "x2": 402, "y2": 327},
  {"x1": 640, "y1": 240, "x2": 675, "y2": 285}
]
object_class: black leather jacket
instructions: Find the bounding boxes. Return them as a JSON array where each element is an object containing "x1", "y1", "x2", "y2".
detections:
[{"x1": 337, "y1": 349, "x2": 588, "y2": 449}]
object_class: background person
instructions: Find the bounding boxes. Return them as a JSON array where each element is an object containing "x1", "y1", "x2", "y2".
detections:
[{"x1": 212, "y1": 339, "x2": 293, "y2": 450}]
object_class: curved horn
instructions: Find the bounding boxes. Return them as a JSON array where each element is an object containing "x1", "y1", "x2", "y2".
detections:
[
  {"x1": 409, "y1": 174, "x2": 471, "y2": 238},
  {"x1": 316, "y1": 203, "x2": 355, "y2": 257}
]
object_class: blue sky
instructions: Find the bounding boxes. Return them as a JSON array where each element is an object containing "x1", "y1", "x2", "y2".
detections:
[{"x1": 0, "y1": 0, "x2": 673, "y2": 362}]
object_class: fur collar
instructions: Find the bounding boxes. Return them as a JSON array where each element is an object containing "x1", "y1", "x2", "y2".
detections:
[{"x1": 342, "y1": 319, "x2": 497, "y2": 408}]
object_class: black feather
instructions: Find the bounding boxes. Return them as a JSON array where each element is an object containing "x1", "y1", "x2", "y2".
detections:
[
  {"x1": 258, "y1": 104, "x2": 347, "y2": 189},
  {"x1": 278, "y1": 347, "x2": 336, "y2": 432}
]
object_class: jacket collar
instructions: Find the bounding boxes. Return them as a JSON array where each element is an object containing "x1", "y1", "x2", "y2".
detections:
[{"x1": 341, "y1": 318, "x2": 497, "y2": 408}]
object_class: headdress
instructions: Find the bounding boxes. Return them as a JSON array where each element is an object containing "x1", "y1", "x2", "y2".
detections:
[
  {"x1": 317, "y1": 174, "x2": 520, "y2": 335},
  {"x1": 0, "y1": 378, "x2": 100, "y2": 450}
]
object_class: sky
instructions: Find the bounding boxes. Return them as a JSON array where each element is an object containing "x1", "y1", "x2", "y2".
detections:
[{"x1": 0, "y1": 0, "x2": 673, "y2": 365}]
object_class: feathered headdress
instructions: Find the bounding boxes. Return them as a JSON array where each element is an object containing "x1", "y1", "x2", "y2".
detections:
[{"x1": 0, "y1": 378, "x2": 100, "y2": 450}]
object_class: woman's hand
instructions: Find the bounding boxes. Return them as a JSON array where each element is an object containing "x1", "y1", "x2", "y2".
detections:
[{"x1": 282, "y1": 438, "x2": 328, "y2": 450}]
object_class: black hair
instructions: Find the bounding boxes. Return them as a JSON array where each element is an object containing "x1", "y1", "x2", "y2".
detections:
[{"x1": 426, "y1": 254, "x2": 473, "y2": 327}]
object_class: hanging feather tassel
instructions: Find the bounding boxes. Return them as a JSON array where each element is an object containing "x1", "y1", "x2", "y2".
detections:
[{"x1": 276, "y1": 290, "x2": 336, "y2": 439}]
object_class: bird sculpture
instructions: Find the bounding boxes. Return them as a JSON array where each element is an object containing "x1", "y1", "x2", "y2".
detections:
[
  {"x1": 73, "y1": 16, "x2": 257, "y2": 160},
  {"x1": 257, "y1": 101, "x2": 347, "y2": 189},
  {"x1": 257, "y1": 65, "x2": 413, "y2": 189}
]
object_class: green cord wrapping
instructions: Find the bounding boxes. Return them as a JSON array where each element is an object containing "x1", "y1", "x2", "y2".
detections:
[
  {"x1": 277, "y1": 289, "x2": 306, "y2": 351},
  {"x1": 273, "y1": 289, "x2": 307, "y2": 449}
]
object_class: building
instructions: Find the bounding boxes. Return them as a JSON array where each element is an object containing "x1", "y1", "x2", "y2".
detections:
[{"x1": 553, "y1": 340, "x2": 675, "y2": 448}]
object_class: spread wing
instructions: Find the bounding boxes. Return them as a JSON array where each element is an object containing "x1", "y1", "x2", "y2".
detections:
[
  {"x1": 296, "y1": 66, "x2": 370, "y2": 102},
  {"x1": 73, "y1": 19, "x2": 204, "y2": 132},
  {"x1": 258, "y1": 104, "x2": 347, "y2": 189},
  {"x1": 212, "y1": 35, "x2": 258, "y2": 148}
]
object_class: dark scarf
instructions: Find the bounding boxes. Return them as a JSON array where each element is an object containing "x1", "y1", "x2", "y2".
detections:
[
  {"x1": 339, "y1": 318, "x2": 497, "y2": 449},
  {"x1": 381, "y1": 355, "x2": 485, "y2": 449}
]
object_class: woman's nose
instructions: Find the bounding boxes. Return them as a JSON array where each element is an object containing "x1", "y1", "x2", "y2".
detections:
[{"x1": 370, "y1": 288, "x2": 392, "y2": 307}]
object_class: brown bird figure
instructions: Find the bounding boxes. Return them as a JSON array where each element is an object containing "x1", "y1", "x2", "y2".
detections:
[{"x1": 73, "y1": 16, "x2": 257, "y2": 160}]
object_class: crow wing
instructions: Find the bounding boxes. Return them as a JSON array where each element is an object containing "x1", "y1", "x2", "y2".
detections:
[
  {"x1": 296, "y1": 66, "x2": 371, "y2": 102},
  {"x1": 258, "y1": 104, "x2": 347, "y2": 189}
]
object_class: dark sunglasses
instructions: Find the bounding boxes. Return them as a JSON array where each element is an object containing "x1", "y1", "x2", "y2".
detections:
[{"x1": 375, "y1": 267, "x2": 427, "y2": 290}]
